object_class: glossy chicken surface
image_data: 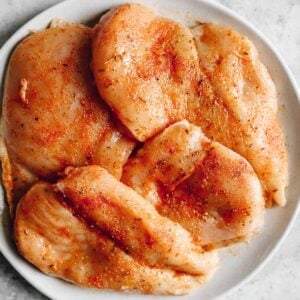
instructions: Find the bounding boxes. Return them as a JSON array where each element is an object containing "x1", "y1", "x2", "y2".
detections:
[
  {"x1": 92, "y1": 3, "x2": 287, "y2": 205},
  {"x1": 1, "y1": 2, "x2": 289, "y2": 295},
  {"x1": 56, "y1": 166, "x2": 219, "y2": 274},
  {"x1": 190, "y1": 23, "x2": 288, "y2": 206},
  {"x1": 122, "y1": 121, "x2": 265, "y2": 248},
  {"x1": 2, "y1": 23, "x2": 135, "y2": 211},
  {"x1": 15, "y1": 166, "x2": 219, "y2": 294},
  {"x1": 92, "y1": 4, "x2": 200, "y2": 141}
]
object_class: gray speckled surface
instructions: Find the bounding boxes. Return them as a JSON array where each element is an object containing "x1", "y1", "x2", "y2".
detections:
[{"x1": 0, "y1": 0, "x2": 299, "y2": 299}]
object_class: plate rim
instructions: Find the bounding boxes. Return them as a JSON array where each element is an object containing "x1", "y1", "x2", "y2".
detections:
[{"x1": 0, "y1": 0, "x2": 299, "y2": 299}]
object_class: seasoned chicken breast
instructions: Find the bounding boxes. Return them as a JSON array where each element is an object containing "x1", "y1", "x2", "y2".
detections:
[
  {"x1": 92, "y1": 3, "x2": 287, "y2": 206},
  {"x1": 122, "y1": 121, "x2": 265, "y2": 248},
  {"x1": 56, "y1": 166, "x2": 219, "y2": 275},
  {"x1": 1, "y1": 23, "x2": 135, "y2": 212},
  {"x1": 92, "y1": 4, "x2": 200, "y2": 141},
  {"x1": 15, "y1": 166, "x2": 219, "y2": 294},
  {"x1": 190, "y1": 23, "x2": 288, "y2": 206}
]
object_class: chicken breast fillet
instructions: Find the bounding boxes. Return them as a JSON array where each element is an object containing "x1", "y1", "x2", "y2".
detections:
[
  {"x1": 1, "y1": 23, "x2": 135, "y2": 212},
  {"x1": 122, "y1": 121, "x2": 265, "y2": 248},
  {"x1": 190, "y1": 23, "x2": 288, "y2": 206},
  {"x1": 15, "y1": 167, "x2": 219, "y2": 295},
  {"x1": 92, "y1": 3, "x2": 287, "y2": 206},
  {"x1": 56, "y1": 166, "x2": 219, "y2": 275},
  {"x1": 92, "y1": 3, "x2": 200, "y2": 141}
]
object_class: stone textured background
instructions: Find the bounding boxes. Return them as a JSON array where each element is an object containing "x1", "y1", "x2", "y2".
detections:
[{"x1": 0, "y1": 0, "x2": 299, "y2": 299}]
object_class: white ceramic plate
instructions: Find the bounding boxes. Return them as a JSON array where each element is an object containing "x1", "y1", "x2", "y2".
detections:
[{"x1": 0, "y1": 0, "x2": 299, "y2": 299}]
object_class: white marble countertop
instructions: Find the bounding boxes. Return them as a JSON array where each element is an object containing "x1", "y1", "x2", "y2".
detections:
[{"x1": 0, "y1": 0, "x2": 299, "y2": 299}]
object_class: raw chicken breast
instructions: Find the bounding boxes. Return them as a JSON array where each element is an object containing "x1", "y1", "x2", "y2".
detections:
[
  {"x1": 92, "y1": 3, "x2": 200, "y2": 141},
  {"x1": 15, "y1": 166, "x2": 219, "y2": 294},
  {"x1": 56, "y1": 166, "x2": 219, "y2": 275},
  {"x1": 1, "y1": 23, "x2": 135, "y2": 212},
  {"x1": 122, "y1": 121, "x2": 265, "y2": 248},
  {"x1": 92, "y1": 3, "x2": 287, "y2": 205},
  {"x1": 190, "y1": 23, "x2": 288, "y2": 206}
]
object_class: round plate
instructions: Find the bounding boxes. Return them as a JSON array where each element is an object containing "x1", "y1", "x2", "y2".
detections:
[{"x1": 0, "y1": 0, "x2": 299, "y2": 299}]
